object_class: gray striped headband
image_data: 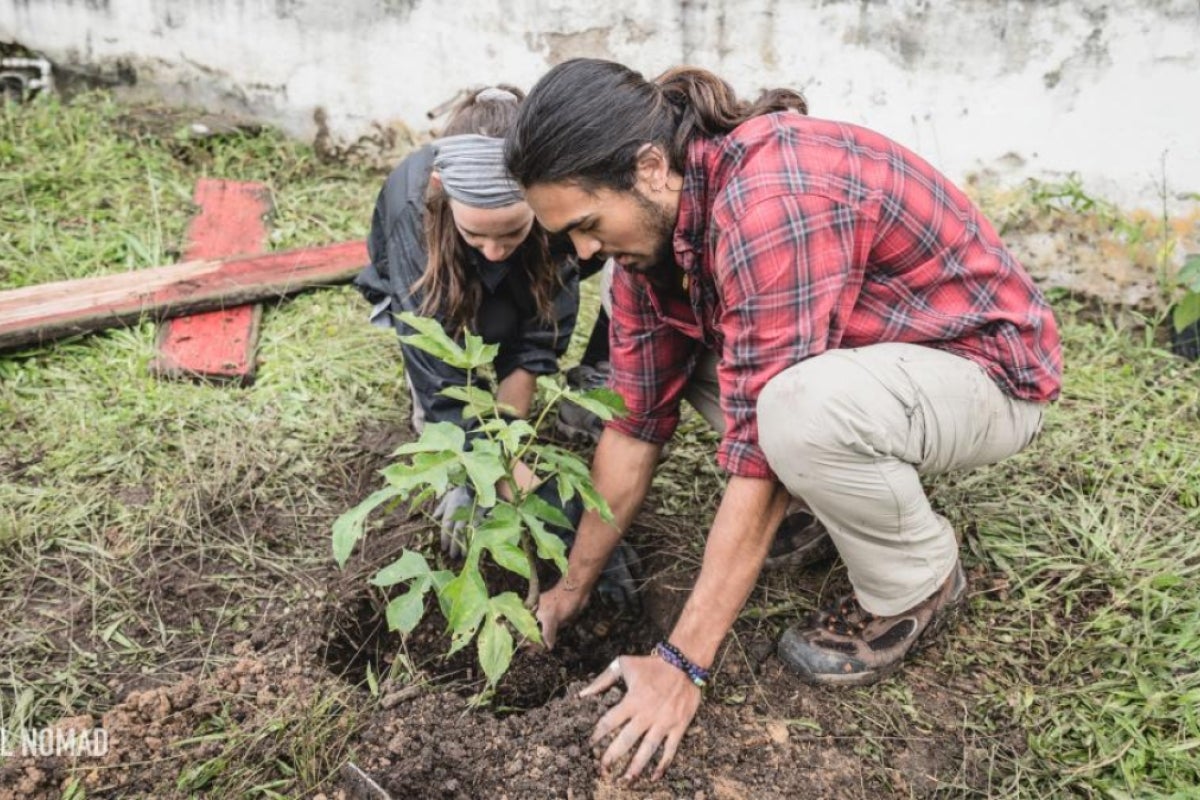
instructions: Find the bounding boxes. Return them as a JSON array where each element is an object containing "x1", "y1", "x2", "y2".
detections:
[{"x1": 431, "y1": 133, "x2": 524, "y2": 209}]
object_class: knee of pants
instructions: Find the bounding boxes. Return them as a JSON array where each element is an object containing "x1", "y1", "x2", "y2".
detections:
[{"x1": 756, "y1": 356, "x2": 876, "y2": 484}]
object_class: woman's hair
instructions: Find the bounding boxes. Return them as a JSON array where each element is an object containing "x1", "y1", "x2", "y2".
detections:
[
  {"x1": 506, "y1": 59, "x2": 807, "y2": 192},
  {"x1": 414, "y1": 84, "x2": 558, "y2": 335}
]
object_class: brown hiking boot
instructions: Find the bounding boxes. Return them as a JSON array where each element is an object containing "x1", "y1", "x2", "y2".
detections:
[
  {"x1": 777, "y1": 561, "x2": 967, "y2": 686},
  {"x1": 763, "y1": 508, "x2": 836, "y2": 571}
]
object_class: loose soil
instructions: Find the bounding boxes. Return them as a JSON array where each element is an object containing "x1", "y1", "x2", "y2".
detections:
[{"x1": 0, "y1": 420, "x2": 1011, "y2": 799}]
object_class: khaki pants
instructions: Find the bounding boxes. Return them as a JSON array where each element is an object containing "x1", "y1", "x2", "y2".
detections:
[{"x1": 686, "y1": 343, "x2": 1045, "y2": 616}]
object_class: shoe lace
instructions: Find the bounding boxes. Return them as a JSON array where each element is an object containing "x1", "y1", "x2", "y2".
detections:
[{"x1": 822, "y1": 596, "x2": 876, "y2": 636}]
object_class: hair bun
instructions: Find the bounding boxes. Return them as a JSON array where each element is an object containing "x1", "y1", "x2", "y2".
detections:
[{"x1": 476, "y1": 87, "x2": 519, "y2": 103}]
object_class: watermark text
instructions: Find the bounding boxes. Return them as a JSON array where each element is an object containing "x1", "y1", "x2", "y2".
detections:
[{"x1": 0, "y1": 727, "x2": 108, "y2": 758}]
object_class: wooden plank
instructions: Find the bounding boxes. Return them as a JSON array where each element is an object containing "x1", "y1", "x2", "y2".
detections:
[
  {"x1": 0, "y1": 240, "x2": 368, "y2": 351},
  {"x1": 151, "y1": 179, "x2": 272, "y2": 385},
  {"x1": 152, "y1": 305, "x2": 264, "y2": 383}
]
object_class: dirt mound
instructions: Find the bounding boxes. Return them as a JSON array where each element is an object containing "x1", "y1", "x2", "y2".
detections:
[{"x1": 0, "y1": 643, "x2": 355, "y2": 799}]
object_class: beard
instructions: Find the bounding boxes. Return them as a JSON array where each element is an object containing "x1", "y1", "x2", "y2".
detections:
[{"x1": 622, "y1": 187, "x2": 677, "y2": 275}]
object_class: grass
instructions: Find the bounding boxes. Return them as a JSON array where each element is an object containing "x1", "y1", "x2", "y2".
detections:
[
  {"x1": 944, "y1": 310, "x2": 1200, "y2": 797},
  {"x1": 2, "y1": 89, "x2": 1199, "y2": 797},
  {"x1": 0, "y1": 91, "x2": 402, "y2": 794}
]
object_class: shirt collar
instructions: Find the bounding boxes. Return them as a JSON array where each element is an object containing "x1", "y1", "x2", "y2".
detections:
[
  {"x1": 469, "y1": 248, "x2": 512, "y2": 292},
  {"x1": 672, "y1": 134, "x2": 724, "y2": 272}
]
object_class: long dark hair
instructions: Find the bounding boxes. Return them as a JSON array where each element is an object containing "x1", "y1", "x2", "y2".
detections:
[
  {"x1": 414, "y1": 85, "x2": 558, "y2": 335},
  {"x1": 506, "y1": 59, "x2": 807, "y2": 192}
]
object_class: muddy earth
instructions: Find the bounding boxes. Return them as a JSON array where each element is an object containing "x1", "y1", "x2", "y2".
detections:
[{"x1": 0, "y1": 420, "x2": 1021, "y2": 800}]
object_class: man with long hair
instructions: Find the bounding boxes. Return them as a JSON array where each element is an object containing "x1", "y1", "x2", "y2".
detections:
[{"x1": 506, "y1": 59, "x2": 1062, "y2": 782}]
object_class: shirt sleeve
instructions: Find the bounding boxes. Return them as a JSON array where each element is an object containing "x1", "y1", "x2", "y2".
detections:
[
  {"x1": 606, "y1": 266, "x2": 702, "y2": 446},
  {"x1": 712, "y1": 193, "x2": 860, "y2": 478}
]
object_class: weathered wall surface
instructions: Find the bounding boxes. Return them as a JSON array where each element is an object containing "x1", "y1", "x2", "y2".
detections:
[{"x1": 2, "y1": 0, "x2": 1197, "y2": 207}]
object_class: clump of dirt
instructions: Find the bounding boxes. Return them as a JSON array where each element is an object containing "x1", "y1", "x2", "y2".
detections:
[{"x1": 0, "y1": 642, "x2": 357, "y2": 799}]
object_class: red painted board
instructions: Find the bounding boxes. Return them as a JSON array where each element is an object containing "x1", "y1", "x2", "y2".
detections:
[
  {"x1": 151, "y1": 179, "x2": 271, "y2": 385},
  {"x1": 0, "y1": 240, "x2": 369, "y2": 351}
]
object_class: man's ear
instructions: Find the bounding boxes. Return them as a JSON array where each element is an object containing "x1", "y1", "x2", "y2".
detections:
[{"x1": 634, "y1": 143, "x2": 670, "y2": 193}]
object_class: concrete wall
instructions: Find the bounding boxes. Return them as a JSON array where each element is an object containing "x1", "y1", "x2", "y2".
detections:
[{"x1": 2, "y1": 0, "x2": 1197, "y2": 208}]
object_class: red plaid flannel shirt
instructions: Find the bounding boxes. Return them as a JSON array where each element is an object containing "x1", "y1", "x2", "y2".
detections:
[{"x1": 607, "y1": 113, "x2": 1062, "y2": 479}]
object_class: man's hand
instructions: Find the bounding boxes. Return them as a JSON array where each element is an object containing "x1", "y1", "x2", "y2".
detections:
[
  {"x1": 579, "y1": 654, "x2": 701, "y2": 783},
  {"x1": 433, "y1": 485, "x2": 476, "y2": 558},
  {"x1": 535, "y1": 582, "x2": 588, "y2": 650}
]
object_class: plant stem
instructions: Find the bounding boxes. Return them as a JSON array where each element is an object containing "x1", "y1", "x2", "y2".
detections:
[{"x1": 522, "y1": 533, "x2": 540, "y2": 609}]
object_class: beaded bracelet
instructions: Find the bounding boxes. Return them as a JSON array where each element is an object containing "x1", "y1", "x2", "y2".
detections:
[{"x1": 654, "y1": 641, "x2": 711, "y2": 688}]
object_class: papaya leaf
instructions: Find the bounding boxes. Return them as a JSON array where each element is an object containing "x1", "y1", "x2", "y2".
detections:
[
  {"x1": 371, "y1": 550, "x2": 433, "y2": 587},
  {"x1": 381, "y1": 450, "x2": 460, "y2": 497},
  {"x1": 332, "y1": 486, "x2": 402, "y2": 567},
  {"x1": 476, "y1": 418, "x2": 537, "y2": 454},
  {"x1": 434, "y1": 574, "x2": 454, "y2": 620},
  {"x1": 397, "y1": 312, "x2": 473, "y2": 369},
  {"x1": 490, "y1": 592, "x2": 542, "y2": 644},
  {"x1": 476, "y1": 502, "x2": 521, "y2": 536},
  {"x1": 460, "y1": 445, "x2": 506, "y2": 507},
  {"x1": 462, "y1": 335, "x2": 502, "y2": 370},
  {"x1": 545, "y1": 463, "x2": 613, "y2": 524},
  {"x1": 535, "y1": 445, "x2": 592, "y2": 482},
  {"x1": 442, "y1": 567, "x2": 488, "y2": 653},
  {"x1": 528, "y1": 523, "x2": 569, "y2": 574},
  {"x1": 385, "y1": 582, "x2": 430, "y2": 635},
  {"x1": 519, "y1": 489, "x2": 572, "y2": 530},
  {"x1": 560, "y1": 386, "x2": 628, "y2": 420},
  {"x1": 535, "y1": 374, "x2": 564, "y2": 398},
  {"x1": 571, "y1": 478, "x2": 615, "y2": 524},
  {"x1": 472, "y1": 505, "x2": 530, "y2": 578},
  {"x1": 447, "y1": 626, "x2": 476, "y2": 657},
  {"x1": 477, "y1": 615, "x2": 514, "y2": 686},
  {"x1": 490, "y1": 541, "x2": 531, "y2": 578},
  {"x1": 438, "y1": 385, "x2": 496, "y2": 420},
  {"x1": 392, "y1": 421, "x2": 466, "y2": 455}
]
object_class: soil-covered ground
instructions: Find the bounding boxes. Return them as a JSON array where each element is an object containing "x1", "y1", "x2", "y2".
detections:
[
  {"x1": 0, "y1": 423, "x2": 1007, "y2": 799},
  {"x1": 4, "y1": 92, "x2": 1198, "y2": 799}
]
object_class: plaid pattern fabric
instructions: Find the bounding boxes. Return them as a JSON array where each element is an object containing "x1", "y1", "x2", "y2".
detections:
[{"x1": 608, "y1": 113, "x2": 1062, "y2": 479}]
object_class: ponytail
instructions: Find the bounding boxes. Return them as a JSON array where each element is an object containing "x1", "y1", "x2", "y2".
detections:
[
  {"x1": 657, "y1": 67, "x2": 807, "y2": 172},
  {"x1": 506, "y1": 58, "x2": 807, "y2": 191}
]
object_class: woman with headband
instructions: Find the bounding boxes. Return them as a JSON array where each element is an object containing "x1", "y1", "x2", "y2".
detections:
[{"x1": 354, "y1": 87, "x2": 634, "y2": 604}]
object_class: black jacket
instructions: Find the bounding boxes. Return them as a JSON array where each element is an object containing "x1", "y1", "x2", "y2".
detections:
[{"x1": 355, "y1": 144, "x2": 589, "y2": 431}]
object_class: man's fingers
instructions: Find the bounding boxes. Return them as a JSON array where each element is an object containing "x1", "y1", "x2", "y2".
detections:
[
  {"x1": 589, "y1": 694, "x2": 632, "y2": 745},
  {"x1": 650, "y1": 729, "x2": 685, "y2": 782},
  {"x1": 579, "y1": 658, "x2": 622, "y2": 699},
  {"x1": 601, "y1": 718, "x2": 646, "y2": 772},
  {"x1": 623, "y1": 726, "x2": 666, "y2": 782},
  {"x1": 536, "y1": 608, "x2": 558, "y2": 650}
]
